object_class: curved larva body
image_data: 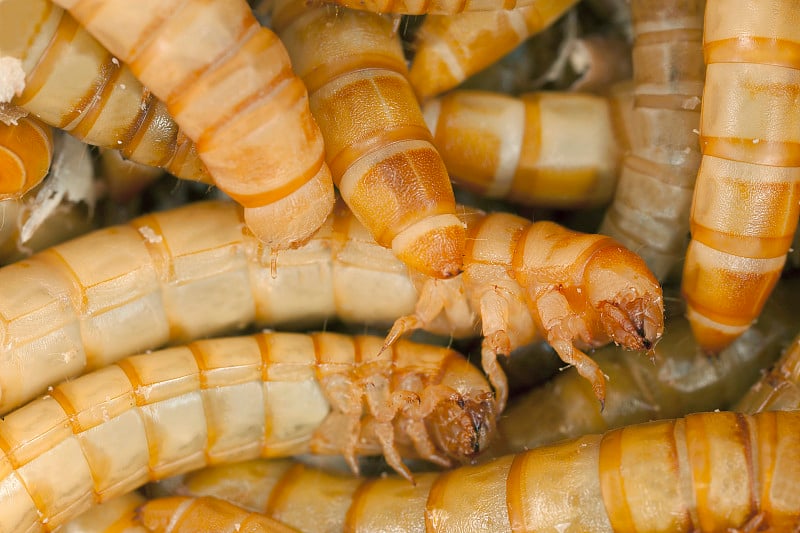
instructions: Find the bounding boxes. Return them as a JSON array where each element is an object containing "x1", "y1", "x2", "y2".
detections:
[
  {"x1": 60, "y1": 492, "x2": 146, "y2": 533},
  {"x1": 408, "y1": 1, "x2": 578, "y2": 101},
  {"x1": 138, "y1": 496, "x2": 300, "y2": 533},
  {"x1": 323, "y1": 0, "x2": 539, "y2": 15},
  {"x1": 0, "y1": 200, "x2": 464, "y2": 414},
  {"x1": 423, "y1": 90, "x2": 620, "y2": 208},
  {"x1": 50, "y1": 0, "x2": 335, "y2": 249},
  {"x1": 0, "y1": 332, "x2": 494, "y2": 532},
  {"x1": 735, "y1": 332, "x2": 800, "y2": 414},
  {"x1": 0, "y1": 0, "x2": 209, "y2": 185},
  {"x1": 600, "y1": 0, "x2": 705, "y2": 282},
  {"x1": 681, "y1": 0, "x2": 800, "y2": 352},
  {"x1": 491, "y1": 278, "x2": 800, "y2": 456},
  {"x1": 271, "y1": 2, "x2": 465, "y2": 278},
  {"x1": 390, "y1": 210, "x2": 664, "y2": 412},
  {"x1": 0, "y1": 116, "x2": 53, "y2": 198},
  {"x1": 174, "y1": 411, "x2": 800, "y2": 532}
]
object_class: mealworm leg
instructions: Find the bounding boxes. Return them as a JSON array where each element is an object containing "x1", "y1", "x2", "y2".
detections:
[{"x1": 536, "y1": 288, "x2": 607, "y2": 409}]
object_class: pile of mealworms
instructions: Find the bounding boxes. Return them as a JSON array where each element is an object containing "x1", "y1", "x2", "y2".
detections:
[{"x1": 0, "y1": 0, "x2": 799, "y2": 531}]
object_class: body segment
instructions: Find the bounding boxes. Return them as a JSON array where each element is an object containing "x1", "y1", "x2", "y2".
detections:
[
  {"x1": 682, "y1": 0, "x2": 800, "y2": 351},
  {"x1": 0, "y1": 116, "x2": 52, "y2": 198},
  {"x1": 50, "y1": 0, "x2": 335, "y2": 249}
]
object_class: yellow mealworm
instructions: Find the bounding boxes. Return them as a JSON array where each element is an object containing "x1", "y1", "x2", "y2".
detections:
[
  {"x1": 50, "y1": 0, "x2": 335, "y2": 250},
  {"x1": 600, "y1": 0, "x2": 706, "y2": 282},
  {"x1": 408, "y1": 1, "x2": 578, "y2": 101},
  {"x1": 423, "y1": 90, "x2": 620, "y2": 208},
  {"x1": 388, "y1": 209, "x2": 664, "y2": 413},
  {"x1": 137, "y1": 496, "x2": 301, "y2": 533},
  {"x1": 682, "y1": 0, "x2": 800, "y2": 352},
  {"x1": 322, "y1": 0, "x2": 541, "y2": 15},
  {"x1": 490, "y1": 277, "x2": 800, "y2": 456},
  {"x1": 735, "y1": 330, "x2": 800, "y2": 414},
  {"x1": 271, "y1": 1, "x2": 465, "y2": 279},
  {"x1": 0, "y1": 116, "x2": 53, "y2": 199},
  {"x1": 0, "y1": 331, "x2": 494, "y2": 531},
  {"x1": 171, "y1": 411, "x2": 800, "y2": 532},
  {"x1": 0, "y1": 0, "x2": 209, "y2": 185},
  {"x1": 60, "y1": 492, "x2": 146, "y2": 533}
]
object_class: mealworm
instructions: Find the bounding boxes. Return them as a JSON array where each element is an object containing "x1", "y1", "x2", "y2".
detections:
[
  {"x1": 0, "y1": 331, "x2": 494, "y2": 531},
  {"x1": 681, "y1": 0, "x2": 800, "y2": 352},
  {"x1": 0, "y1": 116, "x2": 53, "y2": 199},
  {"x1": 171, "y1": 410, "x2": 800, "y2": 532},
  {"x1": 599, "y1": 0, "x2": 705, "y2": 282},
  {"x1": 489, "y1": 277, "x2": 800, "y2": 456},
  {"x1": 408, "y1": 1, "x2": 578, "y2": 101},
  {"x1": 60, "y1": 492, "x2": 146, "y2": 533},
  {"x1": 50, "y1": 0, "x2": 336, "y2": 250},
  {"x1": 321, "y1": 0, "x2": 541, "y2": 15},
  {"x1": 271, "y1": 1, "x2": 465, "y2": 279},
  {"x1": 138, "y1": 496, "x2": 301, "y2": 533},
  {"x1": 0, "y1": 0, "x2": 209, "y2": 185},
  {"x1": 735, "y1": 330, "x2": 800, "y2": 414},
  {"x1": 387, "y1": 209, "x2": 664, "y2": 413},
  {"x1": 423, "y1": 90, "x2": 620, "y2": 208}
]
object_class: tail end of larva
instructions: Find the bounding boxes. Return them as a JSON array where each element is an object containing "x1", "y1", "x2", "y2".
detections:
[
  {"x1": 684, "y1": 305, "x2": 751, "y2": 356},
  {"x1": 243, "y1": 166, "x2": 335, "y2": 250},
  {"x1": 391, "y1": 214, "x2": 465, "y2": 279}
]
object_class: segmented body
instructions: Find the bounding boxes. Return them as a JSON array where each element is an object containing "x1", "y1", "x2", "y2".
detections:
[
  {"x1": 600, "y1": 0, "x2": 706, "y2": 281},
  {"x1": 0, "y1": 116, "x2": 53, "y2": 198},
  {"x1": 408, "y1": 0, "x2": 578, "y2": 101},
  {"x1": 491, "y1": 277, "x2": 800, "y2": 456},
  {"x1": 735, "y1": 332, "x2": 800, "y2": 414},
  {"x1": 50, "y1": 0, "x2": 335, "y2": 249},
  {"x1": 271, "y1": 1, "x2": 464, "y2": 278},
  {"x1": 0, "y1": 0, "x2": 209, "y2": 184},
  {"x1": 423, "y1": 90, "x2": 620, "y2": 208},
  {"x1": 138, "y1": 497, "x2": 300, "y2": 533},
  {"x1": 322, "y1": 0, "x2": 540, "y2": 15},
  {"x1": 171, "y1": 411, "x2": 800, "y2": 532},
  {"x1": 60, "y1": 493, "x2": 146, "y2": 533},
  {"x1": 0, "y1": 332, "x2": 494, "y2": 532},
  {"x1": 682, "y1": 0, "x2": 800, "y2": 352}
]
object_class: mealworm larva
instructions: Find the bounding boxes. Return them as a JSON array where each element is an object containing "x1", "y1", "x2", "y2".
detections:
[
  {"x1": 0, "y1": 331, "x2": 494, "y2": 531},
  {"x1": 681, "y1": 0, "x2": 800, "y2": 352},
  {"x1": 408, "y1": 0, "x2": 578, "y2": 101},
  {"x1": 271, "y1": 1, "x2": 465, "y2": 279},
  {"x1": 0, "y1": 116, "x2": 53, "y2": 199},
  {"x1": 423, "y1": 90, "x2": 620, "y2": 208},
  {"x1": 0, "y1": 0, "x2": 210, "y2": 185},
  {"x1": 137, "y1": 496, "x2": 300, "y2": 533},
  {"x1": 599, "y1": 0, "x2": 705, "y2": 282},
  {"x1": 388, "y1": 209, "x2": 664, "y2": 413},
  {"x1": 735, "y1": 330, "x2": 800, "y2": 414},
  {"x1": 489, "y1": 277, "x2": 800, "y2": 456},
  {"x1": 172, "y1": 410, "x2": 800, "y2": 532},
  {"x1": 322, "y1": 0, "x2": 540, "y2": 15},
  {"x1": 60, "y1": 492, "x2": 146, "y2": 533},
  {"x1": 50, "y1": 0, "x2": 336, "y2": 250}
]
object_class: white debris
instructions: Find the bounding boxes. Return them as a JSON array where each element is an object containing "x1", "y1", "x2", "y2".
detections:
[
  {"x1": 138, "y1": 225, "x2": 163, "y2": 243},
  {"x1": 0, "y1": 56, "x2": 25, "y2": 103}
]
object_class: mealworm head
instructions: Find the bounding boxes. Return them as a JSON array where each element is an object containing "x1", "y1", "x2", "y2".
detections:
[
  {"x1": 426, "y1": 390, "x2": 496, "y2": 463},
  {"x1": 583, "y1": 244, "x2": 665, "y2": 351}
]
